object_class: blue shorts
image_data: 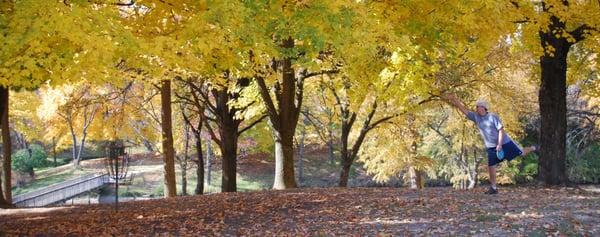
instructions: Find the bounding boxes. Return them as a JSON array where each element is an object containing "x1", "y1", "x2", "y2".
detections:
[{"x1": 486, "y1": 141, "x2": 523, "y2": 166}]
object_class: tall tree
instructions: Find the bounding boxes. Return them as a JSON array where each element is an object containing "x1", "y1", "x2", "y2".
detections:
[
  {"x1": 0, "y1": 88, "x2": 10, "y2": 205},
  {"x1": 0, "y1": 0, "x2": 123, "y2": 207},
  {"x1": 175, "y1": 79, "x2": 207, "y2": 194},
  {"x1": 178, "y1": 76, "x2": 265, "y2": 192},
  {"x1": 246, "y1": 1, "x2": 352, "y2": 189},
  {"x1": 160, "y1": 80, "x2": 177, "y2": 197},
  {"x1": 507, "y1": 0, "x2": 600, "y2": 184},
  {"x1": 114, "y1": 0, "x2": 208, "y2": 197}
]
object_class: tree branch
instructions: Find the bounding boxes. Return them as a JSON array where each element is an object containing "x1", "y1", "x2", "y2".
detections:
[
  {"x1": 203, "y1": 121, "x2": 221, "y2": 147},
  {"x1": 303, "y1": 68, "x2": 340, "y2": 80},
  {"x1": 238, "y1": 115, "x2": 268, "y2": 136},
  {"x1": 255, "y1": 76, "x2": 280, "y2": 128},
  {"x1": 570, "y1": 24, "x2": 596, "y2": 43}
]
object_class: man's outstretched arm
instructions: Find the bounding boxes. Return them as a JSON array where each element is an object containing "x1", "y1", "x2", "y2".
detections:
[{"x1": 441, "y1": 93, "x2": 471, "y2": 117}]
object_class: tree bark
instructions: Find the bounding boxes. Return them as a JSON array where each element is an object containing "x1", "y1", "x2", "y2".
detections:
[
  {"x1": 75, "y1": 132, "x2": 88, "y2": 166},
  {"x1": 194, "y1": 132, "x2": 204, "y2": 195},
  {"x1": 338, "y1": 117, "x2": 353, "y2": 187},
  {"x1": 409, "y1": 167, "x2": 418, "y2": 189},
  {"x1": 181, "y1": 122, "x2": 191, "y2": 196},
  {"x1": 206, "y1": 139, "x2": 212, "y2": 187},
  {"x1": 0, "y1": 86, "x2": 11, "y2": 206},
  {"x1": 327, "y1": 139, "x2": 335, "y2": 165},
  {"x1": 273, "y1": 129, "x2": 297, "y2": 189},
  {"x1": 161, "y1": 80, "x2": 177, "y2": 197},
  {"x1": 0, "y1": 172, "x2": 5, "y2": 208},
  {"x1": 537, "y1": 15, "x2": 571, "y2": 185},
  {"x1": 52, "y1": 137, "x2": 57, "y2": 167},
  {"x1": 327, "y1": 115, "x2": 335, "y2": 164},
  {"x1": 467, "y1": 148, "x2": 479, "y2": 189},
  {"x1": 181, "y1": 162, "x2": 187, "y2": 196},
  {"x1": 337, "y1": 102, "x2": 377, "y2": 187},
  {"x1": 69, "y1": 126, "x2": 78, "y2": 167},
  {"x1": 338, "y1": 153, "x2": 352, "y2": 187},
  {"x1": 219, "y1": 124, "x2": 238, "y2": 192},
  {"x1": 297, "y1": 122, "x2": 306, "y2": 184},
  {"x1": 212, "y1": 88, "x2": 242, "y2": 193},
  {"x1": 256, "y1": 38, "x2": 301, "y2": 190}
]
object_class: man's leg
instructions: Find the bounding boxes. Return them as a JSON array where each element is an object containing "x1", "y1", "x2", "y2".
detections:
[
  {"x1": 522, "y1": 145, "x2": 538, "y2": 156},
  {"x1": 488, "y1": 165, "x2": 497, "y2": 190},
  {"x1": 485, "y1": 148, "x2": 499, "y2": 194}
]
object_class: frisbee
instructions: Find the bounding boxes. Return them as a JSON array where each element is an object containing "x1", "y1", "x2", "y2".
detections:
[{"x1": 496, "y1": 149, "x2": 504, "y2": 160}]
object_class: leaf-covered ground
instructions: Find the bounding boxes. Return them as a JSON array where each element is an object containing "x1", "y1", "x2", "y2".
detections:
[{"x1": 1, "y1": 186, "x2": 599, "y2": 236}]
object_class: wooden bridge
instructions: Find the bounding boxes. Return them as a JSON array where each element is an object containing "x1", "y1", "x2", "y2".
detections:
[{"x1": 11, "y1": 173, "x2": 131, "y2": 208}]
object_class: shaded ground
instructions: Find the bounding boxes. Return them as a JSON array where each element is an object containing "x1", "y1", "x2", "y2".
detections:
[
  {"x1": 1, "y1": 186, "x2": 599, "y2": 236},
  {"x1": 13, "y1": 146, "x2": 374, "y2": 200}
]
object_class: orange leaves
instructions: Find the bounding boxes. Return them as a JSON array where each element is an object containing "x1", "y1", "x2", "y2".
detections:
[{"x1": 1, "y1": 186, "x2": 599, "y2": 235}]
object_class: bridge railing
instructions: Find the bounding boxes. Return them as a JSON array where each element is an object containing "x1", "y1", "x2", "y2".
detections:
[{"x1": 12, "y1": 174, "x2": 108, "y2": 208}]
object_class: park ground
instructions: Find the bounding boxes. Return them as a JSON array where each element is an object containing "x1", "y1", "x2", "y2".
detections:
[
  {"x1": 1, "y1": 185, "x2": 599, "y2": 236},
  {"x1": 3, "y1": 147, "x2": 600, "y2": 235}
]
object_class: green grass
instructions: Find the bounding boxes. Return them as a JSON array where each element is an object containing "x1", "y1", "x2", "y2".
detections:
[
  {"x1": 474, "y1": 214, "x2": 501, "y2": 222},
  {"x1": 12, "y1": 149, "x2": 353, "y2": 199},
  {"x1": 12, "y1": 170, "x2": 75, "y2": 196},
  {"x1": 558, "y1": 221, "x2": 581, "y2": 236},
  {"x1": 526, "y1": 229, "x2": 547, "y2": 237}
]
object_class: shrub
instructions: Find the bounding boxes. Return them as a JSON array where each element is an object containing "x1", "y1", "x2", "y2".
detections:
[{"x1": 11, "y1": 144, "x2": 48, "y2": 177}]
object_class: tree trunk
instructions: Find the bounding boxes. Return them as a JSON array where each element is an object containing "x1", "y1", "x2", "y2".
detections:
[
  {"x1": 415, "y1": 170, "x2": 424, "y2": 189},
  {"x1": 0, "y1": 86, "x2": 12, "y2": 206},
  {"x1": 327, "y1": 115, "x2": 335, "y2": 164},
  {"x1": 53, "y1": 137, "x2": 57, "y2": 167},
  {"x1": 181, "y1": 162, "x2": 187, "y2": 196},
  {"x1": 75, "y1": 133, "x2": 88, "y2": 166},
  {"x1": 70, "y1": 132, "x2": 79, "y2": 167},
  {"x1": 272, "y1": 138, "x2": 285, "y2": 189},
  {"x1": 219, "y1": 129, "x2": 237, "y2": 192},
  {"x1": 181, "y1": 123, "x2": 190, "y2": 196},
  {"x1": 257, "y1": 37, "x2": 300, "y2": 190},
  {"x1": 206, "y1": 139, "x2": 212, "y2": 186},
  {"x1": 537, "y1": 16, "x2": 570, "y2": 185},
  {"x1": 297, "y1": 123, "x2": 306, "y2": 184},
  {"x1": 327, "y1": 136, "x2": 335, "y2": 165},
  {"x1": 142, "y1": 139, "x2": 155, "y2": 153},
  {"x1": 278, "y1": 46, "x2": 299, "y2": 190},
  {"x1": 0, "y1": 174, "x2": 5, "y2": 208},
  {"x1": 338, "y1": 119, "x2": 353, "y2": 187},
  {"x1": 409, "y1": 167, "x2": 418, "y2": 189},
  {"x1": 273, "y1": 129, "x2": 297, "y2": 189},
  {"x1": 213, "y1": 87, "x2": 242, "y2": 193},
  {"x1": 160, "y1": 80, "x2": 177, "y2": 197},
  {"x1": 467, "y1": 148, "x2": 478, "y2": 189},
  {"x1": 338, "y1": 111, "x2": 353, "y2": 187},
  {"x1": 339, "y1": 152, "x2": 352, "y2": 187},
  {"x1": 194, "y1": 132, "x2": 204, "y2": 195}
]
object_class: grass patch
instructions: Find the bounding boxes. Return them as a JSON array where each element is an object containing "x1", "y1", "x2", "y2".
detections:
[
  {"x1": 558, "y1": 221, "x2": 580, "y2": 236},
  {"x1": 474, "y1": 214, "x2": 501, "y2": 222},
  {"x1": 12, "y1": 170, "x2": 75, "y2": 196},
  {"x1": 526, "y1": 229, "x2": 546, "y2": 237}
]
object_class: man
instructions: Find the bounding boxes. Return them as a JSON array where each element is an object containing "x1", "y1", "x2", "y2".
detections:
[{"x1": 442, "y1": 93, "x2": 538, "y2": 194}]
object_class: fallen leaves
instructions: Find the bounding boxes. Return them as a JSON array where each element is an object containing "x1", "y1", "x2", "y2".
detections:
[{"x1": 0, "y1": 186, "x2": 598, "y2": 236}]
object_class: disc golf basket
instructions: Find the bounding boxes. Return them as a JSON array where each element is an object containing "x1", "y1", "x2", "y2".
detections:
[
  {"x1": 104, "y1": 141, "x2": 132, "y2": 211},
  {"x1": 104, "y1": 141, "x2": 131, "y2": 183}
]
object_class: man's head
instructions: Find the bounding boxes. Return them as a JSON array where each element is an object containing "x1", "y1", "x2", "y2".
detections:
[{"x1": 475, "y1": 99, "x2": 489, "y2": 116}]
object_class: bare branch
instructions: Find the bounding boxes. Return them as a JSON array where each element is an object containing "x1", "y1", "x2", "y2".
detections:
[
  {"x1": 238, "y1": 115, "x2": 268, "y2": 136},
  {"x1": 255, "y1": 76, "x2": 280, "y2": 127},
  {"x1": 203, "y1": 121, "x2": 221, "y2": 147},
  {"x1": 303, "y1": 68, "x2": 340, "y2": 80},
  {"x1": 570, "y1": 24, "x2": 596, "y2": 43}
]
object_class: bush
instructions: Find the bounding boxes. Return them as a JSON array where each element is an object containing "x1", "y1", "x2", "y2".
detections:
[
  {"x1": 11, "y1": 144, "x2": 48, "y2": 177},
  {"x1": 567, "y1": 144, "x2": 600, "y2": 184}
]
